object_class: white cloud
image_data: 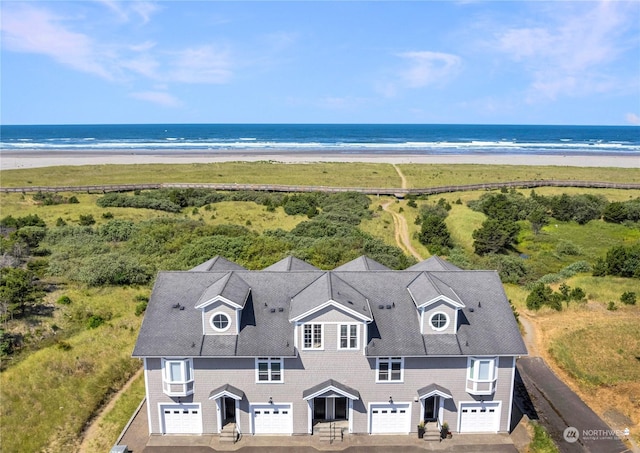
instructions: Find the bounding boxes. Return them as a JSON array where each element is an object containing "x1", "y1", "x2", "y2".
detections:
[
  {"x1": 0, "y1": 4, "x2": 114, "y2": 80},
  {"x1": 98, "y1": 0, "x2": 160, "y2": 24},
  {"x1": 168, "y1": 46, "x2": 232, "y2": 84},
  {"x1": 397, "y1": 51, "x2": 461, "y2": 88},
  {"x1": 130, "y1": 90, "x2": 182, "y2": 107},
  {"x1": 494, "y1": 1, "x2": 634, "y2": 101},
  {"x1": 0, "y1": 3, "x2": 235, "y2": 88},
  {"x1": 626, "y1": 113, "x2": 640, "y2": 125}
]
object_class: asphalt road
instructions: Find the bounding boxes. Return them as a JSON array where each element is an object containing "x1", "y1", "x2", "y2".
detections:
[{"x1": 517, "y1": 357, "x2": 630, "y2": 453}]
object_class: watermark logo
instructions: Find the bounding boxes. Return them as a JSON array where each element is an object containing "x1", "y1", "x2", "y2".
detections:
[
  {"x1": 564, "y1": 425, "x2": 631, "y2": 442},
  {"x1": 563, "y1": 426, "x2": 579, "y2": 443}
]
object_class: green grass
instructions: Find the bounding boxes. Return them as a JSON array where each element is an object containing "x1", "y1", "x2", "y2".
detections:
[
  {"x1": 85, "y1": 371, "x2": 146, "y2": 453},
  {"x1": 549, "y1": 318, "x2": 640, "y2": 387},
  {"x1": 3, "y1": 162, "x2": 639, "y2": 189},
  {"x1": 0, "y1": 286, "x2": 144, "y2": 453},
  {"x1": 528, "y1": 420, "x2": 559, "y2": 453},
  {"x1": 0, "y1": 162, "x2": 400, "y2": 188},
  {"x1": 398, "y1": 164, "x2": 640, "y2": 188}
]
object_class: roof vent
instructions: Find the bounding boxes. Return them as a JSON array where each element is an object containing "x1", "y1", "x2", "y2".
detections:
[
  {"x1": 392, "y1": 302, "x2": 395, "y2": 308},
  {"x1": 179, "y1": 305, "x2": 185, "y2": 311},
  {"x1": 378, "y1": 304, "x2": 384, "y2": 309},
  {"x1": 278, "y1": 307, "x2": 284, "y2": 312},
  {"x1": 465, "y1": 340, "x2": 469, "y2": 347},
  {"x1": 386, "y1": 305, "x2": 391, "y2": 309},
  {"x1": 478, "y1": 301, "x2": 482, "y2": 308},
  {"x1": 347, "y1": 300, "x2": 353, "y2": 305},
  {"x1": 264, "y1": 302, "x2": 268, "y2": 307},
  {"x1": 172, "y1": 303, "x2": 181, "y2": 309},
  {"x1": 469, "y1": 307, "x2": 475, "y2": 313},
  {"x1": 270, "y1": 308, "x2": 276, "y2": 313}
]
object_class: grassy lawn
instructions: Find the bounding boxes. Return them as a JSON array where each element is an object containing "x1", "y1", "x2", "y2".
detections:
[
  {"x1": 0, "y1": 162, "x2": 401, "y2": 188},
  {"x1": 0, "y1": 286, "x2": 144, "y2": 453},
  {"x1": 397, "y1": 164, "x2": 640, "y2": 188},
  {"x1": 84, "y1": 371, "x2": 146, "y2": 453}
]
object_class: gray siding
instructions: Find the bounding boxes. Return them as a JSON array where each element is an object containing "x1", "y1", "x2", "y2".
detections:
[
  {"x1": 203, "y1": 301, "x2": 238, "y2": 335},
  {"x1": 421, "y1": 301, "x2": 458, "y2": 334},
  {"x1": 145, "y1": 352, "x2": 517, "y2": 435}
]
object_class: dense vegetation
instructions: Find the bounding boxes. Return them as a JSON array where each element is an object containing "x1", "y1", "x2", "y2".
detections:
[{"x1": 1, "y1": 173, "x2": 639, "y2": 452}]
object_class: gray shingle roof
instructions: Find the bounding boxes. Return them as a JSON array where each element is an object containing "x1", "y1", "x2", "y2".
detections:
[
  {"x1": 209, "y1": 383, "x2": 245, "y2": 400},
  {"x1": 407, "y1": 255, "x2": 461, "y2": 272},
  {"x1": 195, "y1": 272, "x2": 251, "y2": 309},
  {"x1": 263, "y1": 256, "x2": 319, "y2": 271},
  {"x1": 417, "y1": 383, "x2": 453, "y2": 399},
  {"x1": 334, "y1": 256, "x2": 390, "y2": 271},
  {"x1": 189, "y1": 256, "x2": 246, "y2": 272},
  {"x1": 133, "y1": 257, "x2": 527, "y2": 358},
  {"x1": 302, "y1": 379, "x2": 361, "y2": 400},
  {"x1": 407, "y1": 272, "x2": 464, "y2": 308},
  {"x1": 289, "y1": 272, "x2": 372, "y2": 321}
]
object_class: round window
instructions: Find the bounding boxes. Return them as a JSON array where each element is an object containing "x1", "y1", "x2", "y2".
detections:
[
  {"x1": 429, "y1": 312, "x2": 449, "y2": 331},
  {"x1": 211, "y1": 312, "x2": 230, "y2": 331}
]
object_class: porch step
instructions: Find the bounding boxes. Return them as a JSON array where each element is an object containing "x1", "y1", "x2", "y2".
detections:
[
  {"x1": 315, "y1": 425, "x2": 344, "y2": 442},
  {"x1": 423, "y1": 430, "x2": 441, "y2": 442},
  {"x1": 220, "y1": 423, "x2": 238, "y2": 443}
]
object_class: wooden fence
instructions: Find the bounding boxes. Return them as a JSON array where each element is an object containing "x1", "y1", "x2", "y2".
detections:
[{"x1": 0, "y1": 180, "x2": 639, "y2": 197}]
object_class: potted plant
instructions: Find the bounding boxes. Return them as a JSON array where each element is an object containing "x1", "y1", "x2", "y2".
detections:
[
  {"x1": 417, "y1": 420, "x2": 426, "y2": 439},
  {"x1": 440, "y1": 421, "x2": 450, "y2": 439}
]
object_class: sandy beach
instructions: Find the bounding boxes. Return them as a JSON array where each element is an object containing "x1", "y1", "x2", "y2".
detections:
[{"x1": 1, "y1": 149, "x2": 639, "y2": 170}]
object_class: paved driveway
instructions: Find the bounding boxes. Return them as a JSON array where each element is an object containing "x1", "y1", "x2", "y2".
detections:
[{"x1": 517, "y1": 357, "x2": 630, "y2": 453}]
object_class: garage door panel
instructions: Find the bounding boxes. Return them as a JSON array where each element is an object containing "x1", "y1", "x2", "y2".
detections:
[
  {"x1": 160, "y1": 404, "x2": 202, "y2": 434},
  {"x1": 459, "y1": 402, "x2": 500, "y2": 433},
  {"x1": 370, "y1": 403, "x2": 411, "y2": 434},
  {"x1": 251, "y1": 403, "x2": 293, "y2": 434}
]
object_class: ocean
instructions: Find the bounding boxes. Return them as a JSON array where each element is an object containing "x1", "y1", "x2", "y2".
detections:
[{"x1": 1, "y1": 124, "x2": 639, "y2": 156}]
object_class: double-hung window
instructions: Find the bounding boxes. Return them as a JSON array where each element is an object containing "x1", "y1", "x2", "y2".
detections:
[
  {"x1": 338, "y1": 324, "x2": 359, "y2": 350},
  {"x1": 256, "y1": 357, "x2": 283, "y2": 383},
  {"x1": 162, "y1": 358, "x2": 194, "y2": 396},
  {"x1": 466, "y1": 357, "x2": 497, "y2": 395},
  {"x1": 303, "y1": 323, "x2": 323, "y2": 349},
  {"x1": 377, "y1": 357, "x2": 403, "y2": 382}
]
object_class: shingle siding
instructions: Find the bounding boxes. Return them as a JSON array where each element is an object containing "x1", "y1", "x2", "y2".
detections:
[
  {"x1": 145, "y1": 353, "x2": 517, "y2": 434},
  {"x1": 135, "y1": 255, "x2": 526, "y2": 436}
]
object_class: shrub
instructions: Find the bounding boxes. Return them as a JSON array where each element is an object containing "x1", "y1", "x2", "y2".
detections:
[
  {"x1": 56, "y1": 295, "x2": 72, "y2": 305},
  {"x1": 135, "y1": 301, "x2": 148, "y2": 316},
  {"x1": 55, "y1": 217, "x2": 67, "y2": 227},
  {"x1": 76, "y1": 254, "x2": 152, "y2": 286},
  {"x1": 556, "y1": 240, "x2": 580, "y2": 256},
  {"x1": 102, "y1": 211, "x2": 114, "y2": 219},
  {"x1": 87, "y1": 315, "x2": 105, "y2": 329},
  {"x1": 68, "y1": 196, "x2": 79, "y2": 204},
  {"x1": 607, "y1": 301, "x2": 617, "y2": 311},
  {"x1": 620, "y1": 292, "x2": 636, "y2": 305},
  {"x1": 78, "y1": 214, "x2": 95, "y2": 226}
]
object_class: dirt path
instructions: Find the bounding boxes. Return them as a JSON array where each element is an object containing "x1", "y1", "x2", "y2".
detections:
[
  {"x1": 391, "y1": 163, "x2": 407, "y2": 190},
  {"x1": 381, "y1": 200, "x2": 423, "y2": 262},
  {"x1": 78, "y1": 366, "x2": 144, "y2": 453},
  {"x1": 518, "y1": 314, "x2": 538, "y2": 357}
]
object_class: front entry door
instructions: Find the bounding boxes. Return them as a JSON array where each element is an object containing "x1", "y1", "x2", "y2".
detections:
[
  {"x1": 223, "y1": 397, "x2": 236, "y2": 424},
  {"x1": 334, "y1": 398, "x2": 347, "y2": 420},
  {"x1": 424, "y1": 396, "x2": 437, "y2": 421},
  {"x1": 314, "y1": 397, "x2": 327, "y2": 420}
]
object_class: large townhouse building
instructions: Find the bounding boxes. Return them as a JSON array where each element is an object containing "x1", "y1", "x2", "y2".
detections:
[{"x1": 132, "y1": 255, "x2": 527, "y2": 438}]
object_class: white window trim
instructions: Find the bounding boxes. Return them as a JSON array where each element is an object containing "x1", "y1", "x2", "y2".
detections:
[
  {"x1": 466, "y1": 356, "x2": 497, "y2": 395},
  {"x1": 162, "y1": 358, "x2": 194, "y2": 396},
  {"x1": 337, "y1": 323, "x2": 360, "y2": 350},
  {"x1": 302, "y1": 323, "x2": 324, "y2": 350},
  {"x1": 255, "y1": 357, "x2": 284, "y2": 383},
  {"x1": 375, "y1": 357, "x2": 404, "y2": 383},
  {"x1": 210, "y1": 312, "x2": 231, "y2": 332},
  {"x1": 429, "y1": 311, "x2": 450, "y2": 332}
]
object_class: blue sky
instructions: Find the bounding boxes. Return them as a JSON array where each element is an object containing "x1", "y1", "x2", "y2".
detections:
[{"x1": 1, "y1": 1, "x2": 639, "y2": 125}]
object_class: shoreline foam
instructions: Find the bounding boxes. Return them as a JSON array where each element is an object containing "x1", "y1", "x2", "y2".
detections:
[{"x1": 1, "y1": 148, "x2": 639, "y2": 170}]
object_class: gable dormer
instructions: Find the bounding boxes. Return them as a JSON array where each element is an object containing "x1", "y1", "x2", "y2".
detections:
[
  {"x1": 195, "y1": 272, "x2": 250, "y2": 335},
  {"x1": 289, "y1": 272, "x2": 373, "y2": 324},
  {"x1": 407, "y1": 272, "x2": 465, "y2": 334}
]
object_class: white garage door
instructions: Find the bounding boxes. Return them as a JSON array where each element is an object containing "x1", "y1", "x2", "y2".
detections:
[
  {"x1": 160, "y1": 404, "x2": 202, "y2": 434},
  {"x1": 459, "y1": 402, "x2": 501, "y2": 433},
  {"x1": 251, "y1": 403, "x2": 293, "y2": 434},
  {"x1": 370, "y1": 403, "x2": 411, "y2": 434}
]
